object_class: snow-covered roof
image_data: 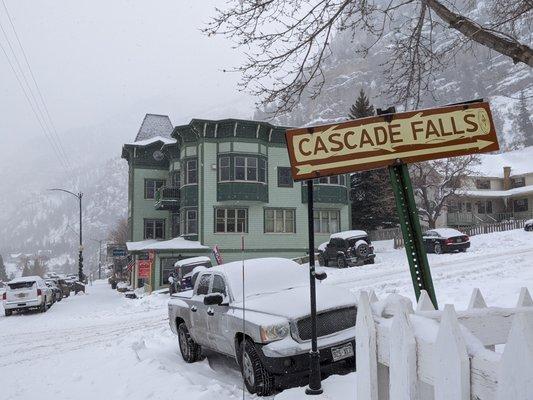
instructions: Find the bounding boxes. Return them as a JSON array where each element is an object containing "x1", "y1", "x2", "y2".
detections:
[
  {"x1": 462, "y1": 184, "x2": 533, "y2": 198},
  {"x1": 126, "y1": 239, "x2": 158, "y2": 252},
  {"x1": 330, "y1": 230, "x2": 368, "y2": 240},
  {"x1": 428, "y1": 228, "x2": 466, "y2": 238},
  {"x1": 9, "y1": 276, "x2": 42, "y2": 283},
  {"x1": 175, "y1": 256, "x2": 211, "y2": 267},
  {"x1": 134, "y1": 114, "x2": 173, "y2": 142},
  {"x1": 473, "y1": 146, "x2": 533, "y2": 178},
  {"x1": 210, "y1": 257, "x2": 307, "y2": 301},
  {"x1": 127, "y1": 237, "x2": 209, "y2": 252},
  {"x1": 124, "y1": 136, "x2": 176, "y2": 147}
]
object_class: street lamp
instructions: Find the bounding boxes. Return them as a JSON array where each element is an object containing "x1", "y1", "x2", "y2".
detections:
[
  {"x1": 49, "y1": 189, "x2": 84, "y2": 282},
  {"x1": 90, "y1": 238, "x2": 105, "y2": 280}
]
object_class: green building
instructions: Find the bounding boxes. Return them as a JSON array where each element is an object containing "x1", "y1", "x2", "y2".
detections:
[{"x1": 122, "y1": 114, "x2": 350, "y2": 290}]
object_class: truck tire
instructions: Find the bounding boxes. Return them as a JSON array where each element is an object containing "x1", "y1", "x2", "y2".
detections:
[
  {"x1": 177, "y1": 322, "x2": 203, "y2": 363},
  {"x1": 434, "y1": 243, "x2": 442, "y2": 254},
  {"x1": 5, "y1": 309, "x2": 12, "y2": 316},
  {"x1": 240, "y1": 340, "x2": 274, "y2": 396},
  {"x1": 337, "y1": 256, "x2": 347, "y2": 268},
  {"x1": 40, "y1": 302, "x2": 46, "y2": 313},
  {"x1": 355, "y1": 243, "x2": 370, "y2": 258}
]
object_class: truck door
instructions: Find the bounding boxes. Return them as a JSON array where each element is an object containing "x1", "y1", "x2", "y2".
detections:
[
  {"x1": 206, "y1": 274, "x2": 233, "y2": 355},
  {"x1": 189, "y1": 273, "x2": 211, "y2": 347}
]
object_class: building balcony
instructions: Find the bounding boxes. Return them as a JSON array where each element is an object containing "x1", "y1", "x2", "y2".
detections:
[
  {"x1": 217, "y1": 182, "x2": 268, "y2": 202},
  {"x1": 154, "y1": 186, "x2": 180, "y2": 210},
  {"x1": 301, "y1": 184, "x2": 349, "y2": 204},
  {"x1": 447, "y1": 211, "x2": 533, "y2": 226}
]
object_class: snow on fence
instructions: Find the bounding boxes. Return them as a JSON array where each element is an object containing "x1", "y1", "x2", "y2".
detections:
[
  {"x1": 355, "y1": 288, "x2": 533, "y2": 400},
  {"x1": 462, "y1": 219, "x2": 526, "y2": 237}
]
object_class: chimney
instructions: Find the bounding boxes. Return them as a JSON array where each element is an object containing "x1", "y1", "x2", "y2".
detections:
[{"x1": 503, "y1": 166, "x2": 511, "y2": 190}]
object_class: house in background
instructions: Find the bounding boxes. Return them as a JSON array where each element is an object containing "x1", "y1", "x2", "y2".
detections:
[
  {"x1": 122, "y1": 114, "x2": 351, "y2": 290},
  {"x1": 445, "y1": 146, "x2": 533, "y2": 227}
]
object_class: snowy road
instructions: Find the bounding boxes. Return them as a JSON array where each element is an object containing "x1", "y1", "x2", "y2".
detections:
[{"x1": 0, "y1": 229, "x2": 531, "y2": 399}]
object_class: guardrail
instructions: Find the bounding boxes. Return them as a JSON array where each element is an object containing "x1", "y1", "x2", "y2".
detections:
[{"x1": 355, "y1": 288, "x2": 533, "y2": 400}]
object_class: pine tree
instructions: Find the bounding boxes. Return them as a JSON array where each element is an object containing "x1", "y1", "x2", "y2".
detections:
[
  {"x1": 515, "y1": 91, "x2": 533, "y2": 148},
  {"x1": 21, "y1": 258, "x2": 31, "y2": 277},
  {"x1": 348, "y1": 89, "x2": 398, "y2": 231},
  {"x1": 348, "y1": 89, "x2": 374, "y2": 120},
  {"x1": 0, "y1": 254, "x2": 8, "y2": 282},
  {"x1": 30, "y1": 258, "x2": 46, "y2": 277}
]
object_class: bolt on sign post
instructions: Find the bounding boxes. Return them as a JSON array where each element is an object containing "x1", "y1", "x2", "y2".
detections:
[{"x1": 284, "y1": 100, "x2": 499, "y2": 391}]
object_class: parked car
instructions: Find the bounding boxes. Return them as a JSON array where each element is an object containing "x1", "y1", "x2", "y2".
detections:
[
  {"x1": 318, "y1": 230, "x2": 375, "y2": 267},
  {"x1": 2, "y1": 276, "x2": 54, "y2": 316},
  {"x1": 525, "y1": 219, "x2": 533, "y2": 231},
  {"x1": 56, "y1": 278, "x2": 70, "y2": 298},
  {"x1": 45, "y1": 280, "x2": 63, "y2": 303},
  {"x1": 174, "y1": 256, "x2": 213, "y2": 292},
  {"x1": 423, "y1": 228, "x2": 470, "y2": 254},
  {"x1": 168, "y1": 258, "x2": 356, "y2": 396}
]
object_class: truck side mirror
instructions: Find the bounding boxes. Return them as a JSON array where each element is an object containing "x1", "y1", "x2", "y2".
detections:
[{"x1": 204, "y1": 293, "x2": 224, "y2": 306}]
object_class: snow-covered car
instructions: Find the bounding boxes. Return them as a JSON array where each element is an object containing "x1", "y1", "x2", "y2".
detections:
[
  {"x1": 318, "y1": 230, "x2": 375, "y2": 267},
  {"x1": 168, "y1": 258, "x2": 356, "y2": 396},
  {"x1": 524, "y1": 219, "x2": 533, "y2": 231},
  {"x1": 2, "y1": 276, "x2": 54, "y2": 316},
  {"x1": 45, "y1": 280, "x2": 63, "y2": 303},
  {"x1": 423, "y1": 228, "x2": 470, "y2": 254},
  {"x1": 174, "y1": 256, "x2": 213, "y2": 292}
]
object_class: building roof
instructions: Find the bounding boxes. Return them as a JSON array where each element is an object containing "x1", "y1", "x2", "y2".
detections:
[
  {"x1": 134, "y1": 114, "x2": 173, "y2": 142},
  {"x1": 126, "y1": 237, "x2": 209, "y2": 252},
  {"x1": 124, "y1": 136, "x2": 176, "y2": 147},
  {"x1": 473, "y1": 146, "x2": 533, "y2": 178},
  {"x1": 462, "y1": 184, "x2": 533, "y2": 198}
]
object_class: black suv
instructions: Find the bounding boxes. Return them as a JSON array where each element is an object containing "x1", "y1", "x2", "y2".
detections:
[{"x1": 318, "y1": 231, "x2": 376, "y2": 267}]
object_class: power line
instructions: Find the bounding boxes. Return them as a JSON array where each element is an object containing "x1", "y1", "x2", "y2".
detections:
[{"x1": 0, "y1": 0, "x2": 72, "y2": 169}]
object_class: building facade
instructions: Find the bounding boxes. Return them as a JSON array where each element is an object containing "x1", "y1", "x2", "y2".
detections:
[{"x1": 122, "y1": 115, "x2": 351, "y2": 289}]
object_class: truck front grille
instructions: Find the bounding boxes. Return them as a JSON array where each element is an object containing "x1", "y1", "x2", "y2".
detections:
[{"x1": 295, "y1": 306, "x2": 357, "y2": 341}]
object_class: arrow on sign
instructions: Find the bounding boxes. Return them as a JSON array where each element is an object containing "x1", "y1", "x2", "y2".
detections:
[{"x1": 296, "y1": 139, "x2": 494, "y2": 175}]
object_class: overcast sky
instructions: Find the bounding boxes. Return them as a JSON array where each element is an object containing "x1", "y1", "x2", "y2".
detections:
[{"x1": 0, "y1": 0, "x2": 253, "y2": 171}]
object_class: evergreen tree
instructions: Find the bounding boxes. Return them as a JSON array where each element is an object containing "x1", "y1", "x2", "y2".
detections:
[
  {"x1": 21, "y1": 258, "x2": 31, "y2": 277},
  {"x1": 0, "y1": 254, "x2": 8, "y2": 282},
  {"x1": 514, "y1": 91, "x2": 533, "y2": 148},
  {"x1": 348, "y1": 89, "x2": 374, "y2": 120},
  {"x1": 30, "y1": 258, "x2": 47, "y2": 277},
  {"x1": 349, "y1": 89, "x2": 398, "y2": 231}
]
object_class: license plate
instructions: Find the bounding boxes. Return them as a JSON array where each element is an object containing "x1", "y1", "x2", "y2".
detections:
[
  {"x1": 17, "y1": 303, "x2": 26, "y2": 306},
  {"x1": 331, "y1": 343, "x2": 354, "y2": 362},
  {"x1": 17, "y1": 293, "x2": 26, "y2": 298}
]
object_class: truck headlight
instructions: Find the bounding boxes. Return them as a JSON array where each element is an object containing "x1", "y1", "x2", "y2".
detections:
[{"x1": 260, "y1": 323, "x2": 290, "y2": 342}]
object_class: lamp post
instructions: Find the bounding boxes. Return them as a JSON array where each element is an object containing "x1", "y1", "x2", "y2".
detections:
[
  {"x1": 90, "y1": 238, "x2": 104, "y2": 280},
  {"x1": 49, "y1": 189, "x2": 84, "y2": 282}
]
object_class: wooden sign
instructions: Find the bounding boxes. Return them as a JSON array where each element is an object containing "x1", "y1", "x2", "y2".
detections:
[{"x1": 285, "y1": 102, "x2": 499, "y2": 180}]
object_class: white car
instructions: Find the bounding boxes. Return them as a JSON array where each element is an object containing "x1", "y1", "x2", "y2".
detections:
[{"x1": 2, "y1": 276, "x2": 54, "y2": 316}]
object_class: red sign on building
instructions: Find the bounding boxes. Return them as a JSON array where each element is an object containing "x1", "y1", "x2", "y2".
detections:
[{"x1": 138, "y1": 260, "x2": 151, "y2": 278}]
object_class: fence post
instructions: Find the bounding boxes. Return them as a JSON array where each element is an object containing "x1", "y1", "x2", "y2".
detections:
[
  {"x1": 389, "y1": 307, "x2": 418, "y2": 400},
  {"x1": 416, "y1": 289, "x2": 436, "y2": 312},
  {"x1": 496, "y1": 312, "x2": 533, "y2": 400},
  {"x1": 517, "y1": 287, "x2": 533, "y2": 307},
  {"x1": 434, "y1": 305, "x2": 470, "y2": 400},
  {"x1": 468, "y1": 288, "x2": 488, "y2": 309},
  {"x1": 356, "y1": 291, "x2": 378, "y2": 400}
]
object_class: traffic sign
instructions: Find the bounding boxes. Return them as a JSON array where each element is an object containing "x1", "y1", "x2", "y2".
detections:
[{"x1": 285, "y1": 101, "x2": 498, "y2": 180}]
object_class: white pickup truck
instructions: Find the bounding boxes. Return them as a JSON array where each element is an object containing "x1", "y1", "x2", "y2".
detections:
[{"x1": 168, "y1": 258, "x2": 357, "y2": 396}]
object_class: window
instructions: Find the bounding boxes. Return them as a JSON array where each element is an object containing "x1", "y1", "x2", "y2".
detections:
[
  {"x1": 211, "y1": 275, "x2": 226, "y2": 296},
  {"x1": 306, "y1": 175, "x2": 346, "y2": 186},
  {"x1": 512, "y1": 177, "x2": 525, "y2": 188},
  {"x1": 215, "y1": 208, "x2": 247, "y2": 233},
  {"x1": 219, "y1": 156, "x2": 230, "y2": 181},
  {"x1": 185, "y1": 159, "x2": 197, "y2": 185},
  {"x1": 181, "y1": 209, "x2": 197, "y2": 235},
  {"x1": 314, "y1": 210, "x2": 340, "y2": 234},
  {"x1": 486, "y1": 200, "x2": 493, "y2": 214},
  {"x1": 144, "y1": 219, "x2": 165, "y2": 239},
  {"x1": 234, "y1": 156, "x2": 266, "y2": 183},
  {"x1": 466, "y1": 202, "x2": 472, "y2": 212},
  {"x1": 170, "y1": 171, "x2": 180, "y2": 187},
  {"x1": 196, "y1": 274, "x2": 211, "y2": 295},
  {"x1": 277, "y1": 167, "x2": 293, "y2": 187},
  {"x1": 477, "y1": 201, "x2": 486, "y2": 214},
  {"x1": 475, "y1": 179, "x2": 490, "y2": 189},
  {"x1": 144, "y1": 179, "x2": 165, "y2": 199},
  {"x1": 514, "y1": 198, "x2": 529, "y2": 212},
  {"x1": 265, "y1": 209, "x2": 295, "y2": 233},
  {"x1": 160, "y1": 258, "x2": 179, "y2": 285}
]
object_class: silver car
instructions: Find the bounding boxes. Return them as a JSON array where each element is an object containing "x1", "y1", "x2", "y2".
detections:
[
  {"x1": 168, "y1": 258, "x2": 357, "y2": 396},
  {"x1": 3, "y1": 276, "x2": 54, "y2": 316}
]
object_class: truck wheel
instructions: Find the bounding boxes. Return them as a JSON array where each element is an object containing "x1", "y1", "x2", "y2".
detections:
[
  {"x1": 434, "y1": 243, "x2": 442, "y2": 254},
  {"x1": 337, "y1": 256, "x2": 347, "y2": 268},
  {"x1": 240, "y1": 340, "x2": 274, "y2": 396},
  {"x1": 318, "y1": 253, "x2": 328, "y2": 267},
  {"x1": 177, "y1": 323, "x2": 203, "y2": 363},
  {"x1": 40, "y1": 302, "x2": 46, "y2": 313},
  {"x1": 4, "y1": 309, "x2": 12, "y2": 316}
]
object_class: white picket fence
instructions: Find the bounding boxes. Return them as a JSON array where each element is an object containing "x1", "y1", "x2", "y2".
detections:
[{"x1": 355, "y1": 288, "x2": 533, "y2": 400}]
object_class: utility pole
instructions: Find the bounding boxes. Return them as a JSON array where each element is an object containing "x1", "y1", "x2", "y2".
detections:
[
  {"x1": 90, "y1": 238, "x2": 104, "y2": 280},
  {"x1": 49, "y1": 189, "x2": 84, "y2": 282}
]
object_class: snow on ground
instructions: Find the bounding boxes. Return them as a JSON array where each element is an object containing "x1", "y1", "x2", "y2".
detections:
[{"x1": 0, "y1": 229, "x2": 531, "y2": 400}]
